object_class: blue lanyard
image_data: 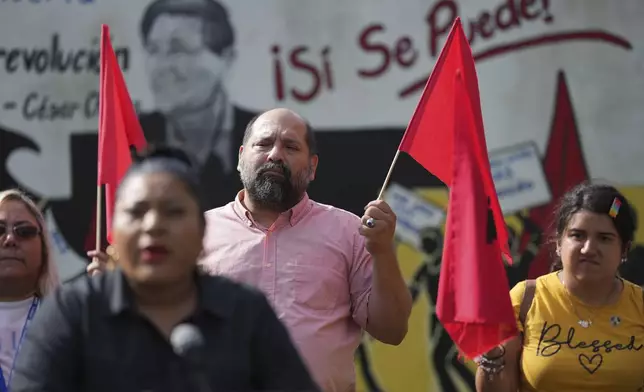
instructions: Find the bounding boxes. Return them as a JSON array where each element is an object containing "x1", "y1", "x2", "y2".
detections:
[{"x1": 0, "y1": 297, "x2": 39, "y2": 392}]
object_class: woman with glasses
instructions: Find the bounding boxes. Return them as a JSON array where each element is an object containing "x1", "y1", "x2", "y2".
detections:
[{"x1": 0, "y1": 189, "x2": 59, "y2": 392}]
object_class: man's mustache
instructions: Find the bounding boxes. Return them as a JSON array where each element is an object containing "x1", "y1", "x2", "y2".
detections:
[{"x1": 258, "y1": 162, "x2": 291, "y2": 178}]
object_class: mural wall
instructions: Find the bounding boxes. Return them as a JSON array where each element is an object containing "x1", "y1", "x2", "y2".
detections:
[{"x1": 1, "y1": 0, "x2": 643, "y2": 390}]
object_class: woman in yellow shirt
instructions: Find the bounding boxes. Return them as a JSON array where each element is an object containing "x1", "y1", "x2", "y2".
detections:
[{"x1": 475, "y1": 182, "x2": 644, "y2": 391}]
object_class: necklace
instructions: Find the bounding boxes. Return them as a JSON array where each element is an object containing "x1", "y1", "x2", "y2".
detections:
[{"x1": 559, "y1": 273, "x2": 618, "y2": 328}]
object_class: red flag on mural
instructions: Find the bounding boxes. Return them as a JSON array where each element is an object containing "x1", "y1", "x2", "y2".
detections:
[
  {"x1": 397, "y1": 18, "x2": 517, "y2": 359},
  {"x1": 97, "y1": 24, "x2": 147, "y2": 243}
]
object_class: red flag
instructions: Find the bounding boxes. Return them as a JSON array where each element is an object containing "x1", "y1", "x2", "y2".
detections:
[
  {"x1": 398, "y1": 18, "x2": 517, "y2": 359},
  {"x1": 399, "y1": 19, "x2": 510, "y2": 263},
  {"x1": 98, "y1": 24, "x2": 147, "y2": 243},
  {"x1": 436, "y1": 72, "x2": 518, "y2": 359}
]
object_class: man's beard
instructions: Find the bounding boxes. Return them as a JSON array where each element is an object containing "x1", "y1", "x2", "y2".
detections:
[{"x1": 241, "y1": 161, "x2": 310, "y2": 211}]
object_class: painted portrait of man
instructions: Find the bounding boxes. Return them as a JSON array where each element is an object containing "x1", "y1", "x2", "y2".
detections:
[{"x1": 138, "y1": 0, "x2": 257, "y2": 209}]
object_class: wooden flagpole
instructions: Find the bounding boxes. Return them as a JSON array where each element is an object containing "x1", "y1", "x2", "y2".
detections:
[{"x1": 376, "y1": 150, "x2": 402, "y2": 200}]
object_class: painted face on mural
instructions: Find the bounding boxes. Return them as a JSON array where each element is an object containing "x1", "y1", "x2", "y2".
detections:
[
  {"x1": 557, "y1": 210, "x2": 623, "y2": 281},
  {"x1": 238, "y1": 109, "x2": 318, "y2": 212},
  {"x1": 111, "y1": 171, "x2": 204, "y2": 286},
  {"x1": 144, "y1": 14, "x2": 232, "y2": 114},
  {"x1": 0, "y1": 200, "x2": 43, "y2": 286}
]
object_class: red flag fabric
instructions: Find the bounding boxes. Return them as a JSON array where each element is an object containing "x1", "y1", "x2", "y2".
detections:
[
  {"x1": 98, "y1": 24, "x2": 147, "y2": 244},
  {"x1": 399, "y1": 18, "x2": 511, "y2": 264},
  {"x1": 436, "y1": 72, "x2": 518, "y2": 359},
  {"x1": 398, "y1": 18, "x2": 517, "y2": 359}
]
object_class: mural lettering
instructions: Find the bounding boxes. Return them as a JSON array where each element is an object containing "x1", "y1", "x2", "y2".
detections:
[
  {"x1": 274, "y1": 0, "x2": 557, "y2": 103},
  {"x1": 271, "y1": 45, "x2": 334, "y2": 102},
  {"x1": 14, "y1": 90, "x2": 141, "y2": 122},
  {"x1": 0, "y1": 34, "x2": 129, "y2": 74},
  {"x1": 427, "y1": 0, "x2": 554, "y2": 57}
]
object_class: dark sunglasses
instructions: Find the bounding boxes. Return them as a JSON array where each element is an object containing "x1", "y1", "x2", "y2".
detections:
[{"x1": 0, "y1": 224, "x2": 40, "y2": 240}]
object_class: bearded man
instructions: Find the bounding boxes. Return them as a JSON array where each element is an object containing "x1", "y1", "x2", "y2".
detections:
[{"x1": 199, "y1": 108, "x2": 412, "y2": 392}]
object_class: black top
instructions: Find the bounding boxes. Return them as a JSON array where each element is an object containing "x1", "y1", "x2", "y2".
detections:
[{"x1": 10, "y1": 270, "x2": 319, "y2": 392}]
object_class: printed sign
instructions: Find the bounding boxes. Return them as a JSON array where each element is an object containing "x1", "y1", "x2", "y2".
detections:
[
  {"x1": 383, "y1": 182, "x2": 446, "y2": 248},
  {"x1": 490, "y1": 142, "x2": 551, "y2": 214}
]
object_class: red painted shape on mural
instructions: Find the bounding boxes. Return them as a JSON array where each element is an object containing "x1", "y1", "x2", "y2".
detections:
[{"x1": 522, "y1": 70, "x2": 590, "y2": 278}]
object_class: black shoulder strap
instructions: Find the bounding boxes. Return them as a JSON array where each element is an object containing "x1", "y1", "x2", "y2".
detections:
[{"x1": 519, "y1": 280, "x2": 537, "y2": 326}]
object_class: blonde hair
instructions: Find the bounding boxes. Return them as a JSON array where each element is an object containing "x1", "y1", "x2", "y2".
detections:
[{"x1": 0, "y1": 189, "x2": 60, "y2": 297}]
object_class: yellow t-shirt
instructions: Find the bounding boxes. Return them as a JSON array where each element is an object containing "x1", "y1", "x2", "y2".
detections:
[{"x1": 511, "y1": 272, "x2": 644, "y2": 391}]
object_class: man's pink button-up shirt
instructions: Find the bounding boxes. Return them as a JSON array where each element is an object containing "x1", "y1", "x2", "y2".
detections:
[{"x1": 200, "y1": 191, "x2": 373, "y2": 392}]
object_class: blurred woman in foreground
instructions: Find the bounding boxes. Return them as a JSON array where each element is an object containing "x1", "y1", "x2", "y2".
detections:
[
  {"x1": 10, "y1": 146, "x2": 319, "y2": 392},
  {"x1": 0, "y1": 189, "x2": 59, "y2": 392},
  {"x1": 476, "y1": 183, "x2": 644, "y2": 391}
]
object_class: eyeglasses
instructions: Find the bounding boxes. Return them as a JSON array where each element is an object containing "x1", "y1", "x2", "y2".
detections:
[{"x1": 0, "y1": 224, "x2": 40, "y2": 240}]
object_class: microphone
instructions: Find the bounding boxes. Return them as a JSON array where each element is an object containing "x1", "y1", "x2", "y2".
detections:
[{"x1": 170, "y1": 323, "x2": 212, "y2": 392}]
